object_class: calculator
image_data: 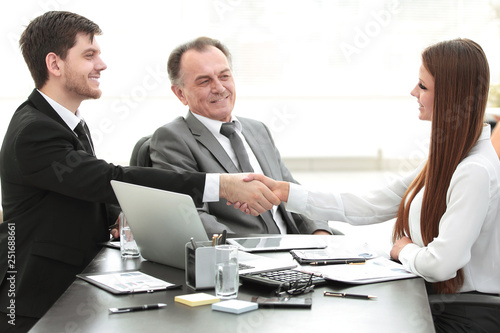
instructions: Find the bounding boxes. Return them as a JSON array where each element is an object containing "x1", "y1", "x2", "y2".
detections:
[{"x1": 239, "y1": 269, "x2": 327, "y2": 289}]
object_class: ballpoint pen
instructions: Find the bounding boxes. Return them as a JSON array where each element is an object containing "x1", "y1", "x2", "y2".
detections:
[
  {"x1": 219, "y1": 229, "x2": 227, "y2": 245},
  {"x1": 309, "y1": 258, "x2": 366, "y2": 265},
  {"x1": 190, "y1": 237, "x2": 197, "y2": 250},
  {"x1": 324, "y1": 292, "x2": 376, "y2": 300},
  {"x1": 109, "y1": 303, "x2": 167, "y2": 314}
]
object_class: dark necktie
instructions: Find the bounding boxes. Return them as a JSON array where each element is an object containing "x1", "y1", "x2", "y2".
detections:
[
  {"x1": 220, "y1": 121, "x2": 280, "y2": 234},
  {"x1": 220, "y1": 122, "x2": 254, "y2": 172},
  {"x1": 74, "y1": 120, "x2": 95, "y2": 156}
]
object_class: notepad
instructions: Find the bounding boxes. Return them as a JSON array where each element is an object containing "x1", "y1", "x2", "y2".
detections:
[
  {"x1": 212, "y1": 300, "x2": 258, "y2": 314},
  {"x1": 174, "y1": 293, "x2": 220, "y2": 307}
]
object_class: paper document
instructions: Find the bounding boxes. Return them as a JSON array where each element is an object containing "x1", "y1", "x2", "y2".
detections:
[
  {"x1": 302, "y1": 256, "x2": 417, "y2": 284},
  {"x1": 78, "y1": 270, "x2": 178, "y2": 294}
]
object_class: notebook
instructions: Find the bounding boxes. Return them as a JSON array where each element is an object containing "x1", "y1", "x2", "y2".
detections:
[{"x1": 110, "y1": 180, "x2": 296, "y2": 273}]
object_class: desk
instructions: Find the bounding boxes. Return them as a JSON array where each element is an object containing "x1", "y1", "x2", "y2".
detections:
[{"x1": 30, "y1": 237, "x2": 435, "y2": 333}]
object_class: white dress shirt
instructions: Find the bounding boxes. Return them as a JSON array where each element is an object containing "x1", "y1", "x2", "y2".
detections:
[
  {"x1": 38, "y1": 89, "x2": 83, "y2": 132},
  {"x1": 191, "y1": 111, "x2": 287, "y2": 234},
  {"x1": 287, "y1": 125, "x2": 500, "y2": 293}
]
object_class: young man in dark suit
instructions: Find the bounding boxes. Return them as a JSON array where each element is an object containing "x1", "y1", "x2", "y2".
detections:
[{"x1": 0, "y1": 12, "x2": 279, "y2": 332}]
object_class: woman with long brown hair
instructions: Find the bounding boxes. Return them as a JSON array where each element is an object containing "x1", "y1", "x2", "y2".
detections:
[{"x1": 242, "y1": 38, "x2": 500, "y2": 331}]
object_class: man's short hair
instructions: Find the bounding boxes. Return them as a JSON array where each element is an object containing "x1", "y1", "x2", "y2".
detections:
[
  {"x1": 19, "y1": 11, "x2": 102, "y2": 89},
  {"x1": 167, "y1": 36, "x2": 232, "y2": 87}
]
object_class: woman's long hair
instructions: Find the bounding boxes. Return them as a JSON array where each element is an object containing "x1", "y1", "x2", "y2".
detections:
[{"x1": 393, "y1": 39, "x2": 490, "y2": 294}]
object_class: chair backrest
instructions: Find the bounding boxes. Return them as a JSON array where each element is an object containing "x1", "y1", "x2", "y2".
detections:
[
  {"x1": 130, "y1": 135, "x2": 152, "y2": 167},
  {"x1": 428, "y1": 293, "x2": 500, "y2": 309}
]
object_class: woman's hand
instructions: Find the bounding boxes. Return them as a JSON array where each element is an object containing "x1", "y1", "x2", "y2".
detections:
[
  {"x1": 227, "y1": 174, "x2": 290, "y2": 214},
  {"x1": 390, "y1": 236, "x2": 413, "y2": 261}
]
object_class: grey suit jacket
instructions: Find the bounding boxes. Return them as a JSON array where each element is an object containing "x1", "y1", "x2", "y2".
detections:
[{"x1": 150, "y1": 112, "x2": 330, "y2": 236}]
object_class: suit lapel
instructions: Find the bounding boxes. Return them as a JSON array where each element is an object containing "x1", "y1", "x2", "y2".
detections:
[
  {"x1": 28, "y1": 90, "x2": 73, "y2": 132},
  {"x1": 28, "y1": 89, "x2": 90, "y2": 153},
  {"x1": 240, "y1": 118, "x2": 300, "y2": 233},
  {"x1": 185, "y1": 112, "x2": 240, "y2": 173},
  {"x1": 241, "y1": 120, "x2": 277, "y2": 179}
]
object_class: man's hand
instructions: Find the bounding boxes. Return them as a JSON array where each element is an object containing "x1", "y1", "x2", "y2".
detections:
[
  {"x1": 220, "y1": 174, "x2": 281, "y2": 216},
  {"x1": 390, "y1": 236, "x2": 413, "y2": 261},
  {"x1": 242, "y1": 174, "x2": 290, "y2": 202},
  {"x1": 228, "y1": 174, "x2": 290, "y2": 215},
  {"x1": 109, "y1": 215, "x2": 120, "y2": 240},
  {"x1": 313, "y1": 230, "x2": 331, "y2": 236}
]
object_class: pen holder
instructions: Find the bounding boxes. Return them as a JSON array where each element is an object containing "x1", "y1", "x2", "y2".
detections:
[{"x1": 185, "y1": 241, "x2": 216, "y2": 290}]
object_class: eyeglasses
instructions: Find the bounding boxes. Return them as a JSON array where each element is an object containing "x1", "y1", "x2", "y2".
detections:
[{"x1": 275, "y1": 274, "x2": 315, "y2": 296}]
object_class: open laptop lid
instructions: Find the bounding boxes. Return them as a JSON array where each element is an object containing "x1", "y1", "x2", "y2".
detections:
[{"x1": 110, "y1": 180, "x2": 209, "y2": 269}]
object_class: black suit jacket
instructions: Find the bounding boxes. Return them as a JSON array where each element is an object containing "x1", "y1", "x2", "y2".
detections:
[{"x1": 0, "y1": 90, "x2": 205, "y2": 318}]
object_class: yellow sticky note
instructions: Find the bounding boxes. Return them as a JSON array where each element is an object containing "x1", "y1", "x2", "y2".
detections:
[{"x1": 174, "y1": 293, "x2": 220, "y2": 307}]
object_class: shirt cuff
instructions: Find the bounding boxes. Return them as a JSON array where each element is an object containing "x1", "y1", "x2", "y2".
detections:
[
  {"x1": 398, "y1": 242, "x2": 421, "y2": 274},
  {"x1": 285, "y1": 183, "x2": 308, "y2": 214},
  {"x1": 203, "y1": 173, "x2": 220, "y2": 202}
]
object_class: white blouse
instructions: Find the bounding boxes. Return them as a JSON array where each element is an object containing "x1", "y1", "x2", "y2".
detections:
[{"x1": 287, "y1": 125, "x2": 500, "y2": 293}]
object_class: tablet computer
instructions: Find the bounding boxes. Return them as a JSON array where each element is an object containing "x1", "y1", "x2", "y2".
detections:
[{"x1": 227, "y1": 235, "x2": 326, "y2": 252}]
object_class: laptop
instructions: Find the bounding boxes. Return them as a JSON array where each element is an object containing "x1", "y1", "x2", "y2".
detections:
[{"x1": 110, "y1": 181, "x2": 296, "y2": 273}]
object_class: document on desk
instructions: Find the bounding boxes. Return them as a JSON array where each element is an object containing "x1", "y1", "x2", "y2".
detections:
[
  {"x1": 302, "y1": 256, "x2": 418, "y2": 284},
  {"x1": 77, "y1": 270, "x2": 179, "y2": 294}
]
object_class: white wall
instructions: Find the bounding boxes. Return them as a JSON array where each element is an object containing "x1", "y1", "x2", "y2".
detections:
[{"x1": 1, "y1": 0, "x2": 499, "y2": 169}]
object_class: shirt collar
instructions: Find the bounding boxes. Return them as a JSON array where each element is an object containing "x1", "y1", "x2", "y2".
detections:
[
  {"x1": 479, "y1": 123, "x2": 491, "y2": 141},
  {"x1": 190, "y1": 111, "x2": 242, "y2": 137},
  {"x1": 37, "y1": 89, "x2": 83, "y2": 131}
]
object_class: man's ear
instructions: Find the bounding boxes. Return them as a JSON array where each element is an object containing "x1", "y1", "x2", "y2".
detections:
[
  {"x1": 45, "y1": 52, "x2": 62, "y2": 77},
  {"x1": 171, "y1": 85, "x2": 188, "y2": 105}
]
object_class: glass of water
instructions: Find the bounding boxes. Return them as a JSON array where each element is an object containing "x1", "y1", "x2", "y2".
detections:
[
  {"x1": 214, "y1": 245, "x2": 239, "y2": 299},
  {"x1": 119, "y1": 212, "x2": 140, "y2": 258}
]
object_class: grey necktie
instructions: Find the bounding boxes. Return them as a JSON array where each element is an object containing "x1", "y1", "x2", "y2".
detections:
[
  {"x1": 220, "y1": 122, "x2": 254, "y2": 172},
  {"x1": 220, "y1": 121, "x2": 280, "y2": 234},
  {"x1": 74, "y1": 120, "x2": 95, "y2": 156}
]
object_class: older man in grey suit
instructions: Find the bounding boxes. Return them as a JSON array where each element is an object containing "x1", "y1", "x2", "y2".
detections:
[{"x1": 150, "y1": 37, "x2": 332, "y2": 236}]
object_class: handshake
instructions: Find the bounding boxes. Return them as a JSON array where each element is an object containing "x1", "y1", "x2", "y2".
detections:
[{"x1": 219, "y1": 173, "x2": 290, "y2": 216}]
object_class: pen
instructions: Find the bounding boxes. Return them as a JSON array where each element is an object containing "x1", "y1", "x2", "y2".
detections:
[
  {"x1": 324, "y1": 292, "x2": 376, "y2": 300},
  {"x1": 109, "y1": 303, "x2": 167, "y2": 314},
  {"x1": 190, "y1": 237, "x2": 197, "y2": 250},
  {"x1": 219, "y1": 229, "x2": 227, "y2": 245},
  {"x1": 309, "y1": 258, "x2": 366, "y2": 265}
]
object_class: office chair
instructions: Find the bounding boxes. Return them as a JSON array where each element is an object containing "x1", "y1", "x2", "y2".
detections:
[
  {"x1": 130, "y1": 135, "x2": 152, "y2": 167},
  {"x1": 428, "y1": 293, "x2": 500, "y2": 309}
]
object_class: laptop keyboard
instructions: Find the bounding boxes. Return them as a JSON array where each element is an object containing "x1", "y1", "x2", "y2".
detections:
[{"x1": 239, "y1": 269, "x2": 327, "y2": 288}]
